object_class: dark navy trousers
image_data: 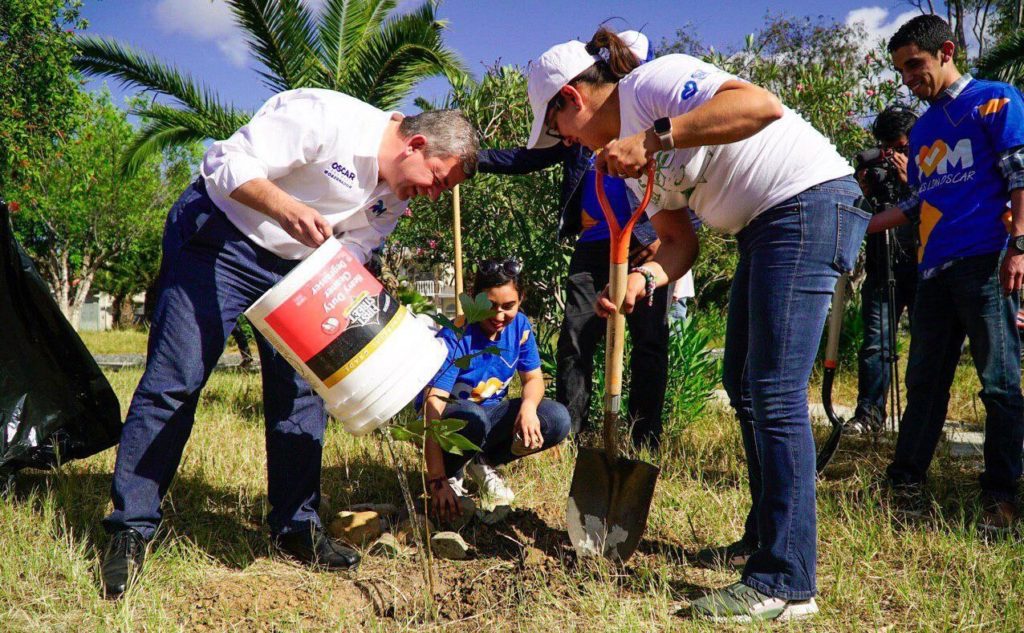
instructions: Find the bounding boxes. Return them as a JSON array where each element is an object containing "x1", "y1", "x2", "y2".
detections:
[{"x1": 103, "y1": 180, "x2": 327, "y2": 539}]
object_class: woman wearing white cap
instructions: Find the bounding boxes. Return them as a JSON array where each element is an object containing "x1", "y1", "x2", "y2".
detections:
[{"x1": 527, "y1": 27, "x2": 868, "y2": 622}]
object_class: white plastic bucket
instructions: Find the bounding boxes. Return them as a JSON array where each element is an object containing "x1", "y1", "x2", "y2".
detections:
[{"x1": 245, "y1": 237, "x2": 447, "y2": 435}]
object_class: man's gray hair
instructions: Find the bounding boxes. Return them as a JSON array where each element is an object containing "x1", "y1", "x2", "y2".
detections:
[{"x1": 398, "y1": 109, "x2": 479, "y2": 177}]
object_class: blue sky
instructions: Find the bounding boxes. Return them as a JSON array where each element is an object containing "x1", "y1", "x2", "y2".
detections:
[{"x1": 79, "y1": 0, "x2": 920, "y2": 114}]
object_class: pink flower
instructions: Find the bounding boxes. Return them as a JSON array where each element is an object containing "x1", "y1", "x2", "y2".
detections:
[
  {"x1": 428, "y1": 239, "x2": 437, "y2": 249},
  {"x1": 416, "y1": 247, "x2": 424, "y2": 256},
  {"x1": 402, "y1": 208, "x2": 412, "y2": 217},
  {"x1": 846, "y1": 110, "x2": 855, "y2": 116},
  {"x1": 795, "y1": 83, "x2": 804, "y2": 92},
  {"x1": 844, "y1": 91, "x2": 853, "y2": 97},
  {"x1": 7, "y1": 201, "x2": 19, "y2": 213},
  {"x1": 865, "y1": 53, "x2": 873, "y2": 63},
  {"x1": 866, "y1": 89, "x2": 876, "y2": 97}
]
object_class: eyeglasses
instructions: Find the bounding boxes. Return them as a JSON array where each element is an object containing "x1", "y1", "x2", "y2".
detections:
[
  {"x1": 544, "y1": 95, "x2": 566, "y2": 143},
  {"x1": 478, "y1": 258, "x2": 523, "y2": 277}
]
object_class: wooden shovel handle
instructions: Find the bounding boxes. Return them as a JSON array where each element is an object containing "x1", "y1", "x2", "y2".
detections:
[{"x1": 595, "y1": 165, "x2": 655, "y2": 460}]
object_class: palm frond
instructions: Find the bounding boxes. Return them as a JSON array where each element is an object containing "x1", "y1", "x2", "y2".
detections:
[
  {"x1": 228, "y1": 0, "x2": 320, "y2": 91},
  {"x1": 118, "y1": 117, "x2": 209, "y2": 177},
  {"x1": 318, "y1": 0, "x2": 397, "y2": 87},
  {"x1": 72, "y1": 36, "x2": 245, "y2": 132},
  {"x1": 976, "y1": 30, "x2": 1024, "y2": 87},
  {"x1": 340, "y1": 3, "x2": 467, "y2": 109}
]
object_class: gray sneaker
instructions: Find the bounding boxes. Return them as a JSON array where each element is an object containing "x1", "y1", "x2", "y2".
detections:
[
  {"x1": 692, "y1": 538, "x2": 757, "y2": 570},
  {"x1": 689, "y1": 581, "x2": 818, "y2": 623}
]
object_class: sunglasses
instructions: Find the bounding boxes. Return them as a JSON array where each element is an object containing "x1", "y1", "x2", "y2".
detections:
[
  {"x1": 478, "y1": 258, "x2": 523, "y2": 277},
  {"x1": 544, "y1": 95, "x2": 567, "y2": 143}
]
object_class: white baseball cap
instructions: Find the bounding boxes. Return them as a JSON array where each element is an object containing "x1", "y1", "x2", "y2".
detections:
[{"x1": 526, "y1": 31, "x2": 651, "y2": 149}]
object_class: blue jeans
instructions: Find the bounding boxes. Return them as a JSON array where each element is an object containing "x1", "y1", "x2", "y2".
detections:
[
  {"x1": 722, "y1": 176, "x2": 868, "y2": 600},
  {"x1": 104, "y1": 180, "x2": 327, "y2": 539},
  {"x1": 668, "y1": 297, "x2": 689, "y2": 324},
  {"x1": 887, "y1": 251, "x2": 1023, "y2": 502},
  {"x1": 440, "y1": 398, "x2": 571, "y2": 476},
  {"x1": 855, "y1": 236, "x2": 918, "y2": 421}
]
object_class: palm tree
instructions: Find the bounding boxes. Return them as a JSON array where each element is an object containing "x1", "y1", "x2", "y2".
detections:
[
  {"x1": 976, "y1": 30, "x2": 1024, "y2": 88},
  {"x1": 73, "y1": 0, "x2": 467, "y2": 173}
]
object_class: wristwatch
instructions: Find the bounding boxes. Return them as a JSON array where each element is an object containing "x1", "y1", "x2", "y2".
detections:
[
  {"x1": 1012, "y1": 235, "x2": 1024, "y2": 252},
  {"x1": 653, "y1": 117, "x2": 673, "y2": 151}
]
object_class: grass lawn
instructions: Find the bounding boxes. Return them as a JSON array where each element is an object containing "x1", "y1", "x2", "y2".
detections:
[{"x1": 1, "y1": 333, "x2": 1021, "y2": 631}]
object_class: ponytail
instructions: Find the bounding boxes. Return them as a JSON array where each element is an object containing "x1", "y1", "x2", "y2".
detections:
[{"x1": 582, "y1": 27, "x2": 641, "y2": 81}]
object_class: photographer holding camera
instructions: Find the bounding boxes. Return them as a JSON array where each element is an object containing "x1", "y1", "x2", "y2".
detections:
[{"x1": 849, "y1": 106, "x2": 920, "y2": 433}]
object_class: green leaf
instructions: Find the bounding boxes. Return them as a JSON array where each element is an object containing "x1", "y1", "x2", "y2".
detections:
[
  {"x1": 434, "y1": 434, "x2": 464, "y2": 456},
  {"x1": 431, "y1": 418, "x2": 467, "y2": 434},
  {"x1": 389, "y1": 425, "x2": 418, "y2": 442},
  {"x1": 445, "y1": 432, "x2": 481, "y2": 453},
  {"x1": 459, "y1": 292, "x2": 497, "y2": 325},
  {"x1": 406, "y1": 418, "x2": 425, "y2": 435},
  {"x1": 430, "y1": 312, "x2": 462, "y2": 337}
]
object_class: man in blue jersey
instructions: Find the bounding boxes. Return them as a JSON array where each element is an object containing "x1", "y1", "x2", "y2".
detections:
[{"x1": 869, "y1": 14, "x2": 1024, "y2": 534}]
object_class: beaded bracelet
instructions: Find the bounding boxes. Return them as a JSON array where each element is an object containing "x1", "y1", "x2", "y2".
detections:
[{"x1": 630, "y1": 266, "x2": 657, "y2": 307}]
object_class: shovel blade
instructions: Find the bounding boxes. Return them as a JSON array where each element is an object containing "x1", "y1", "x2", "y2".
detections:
[{"x1": 567, "y1": 447, "x2": 659, "y2": 562}]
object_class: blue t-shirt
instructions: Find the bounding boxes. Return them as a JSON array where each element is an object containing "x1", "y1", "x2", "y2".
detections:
[
  {"x1": 578, "y1": 164, "x2": 636, "y2": 243},
  {"x1": 908, "y1": 78, "x2": 1024, "y2": 272},
  {"x1": 427, "y1": 312, "x2": 541, "y2": 408}
]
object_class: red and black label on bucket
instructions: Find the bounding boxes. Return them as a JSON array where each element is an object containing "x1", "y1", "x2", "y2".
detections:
[{"x1": 263, "y1": 247, "x2": 403, "y2": 387}]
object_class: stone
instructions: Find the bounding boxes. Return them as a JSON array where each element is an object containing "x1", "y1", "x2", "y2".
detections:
[
  {"x1": 394, "y1": 514, "x2": 434, "y2": 546},
  {"x1": 368, "y1": 533, "x2": 405, "y2": 558},
  {"x1": 327, "y1": 510, "x2": 383, "y2": 545},
  {"x1": 522, "y1": 546, "x2": 546, "y2": 568},
  {"x1": 430, "y1": 531, "x2": 470, "y2": 560},
  {"x1": 477, "y1": 504, "x2": 512, "y2": 526}
]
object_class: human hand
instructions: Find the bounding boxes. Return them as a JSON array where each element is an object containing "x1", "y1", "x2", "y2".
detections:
[
  {"x1": 889, "y1": 151, "x2": 909, "y2": 184},
  {"x1": 629, "y1": 239, "x2": 660, "y2": 267},
  {"x1": 514, "y1": 404, "x2": 544, "y2": 451},
  {"x1": 429, "y1": 477, "x2": 461, "y2": 523},
  {"x1": 1000, "y1": 248, "x2": 1024, "y2": 295},
  {"x1": 596, "y1": 132, "x2": 652, "y2": 179},
  {"x1": 594, "y1": 272, "x2": 647, "y2": 317},
  {"x1": 276, "y1": 202, "x2": 333, "y2": 248}
]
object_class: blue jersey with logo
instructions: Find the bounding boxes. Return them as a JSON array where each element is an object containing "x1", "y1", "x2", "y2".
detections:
[
  {"x1": 427, "y1": 312, "x2": 541, "y2": 408},
  {"x1": 578, "y1": 164, "x2": 636, "y2": 243},
  {"x1": 908, "y1": 78, "x2": 1024, "y2": 272}
]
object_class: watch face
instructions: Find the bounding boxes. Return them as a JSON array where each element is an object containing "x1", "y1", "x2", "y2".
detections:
[
  {"x1": 1016, "y1": 236, "x2": 1024, "y2": 251},
  {"x1": 654, "y1": 117, "x2": 671, "y2": 134}
]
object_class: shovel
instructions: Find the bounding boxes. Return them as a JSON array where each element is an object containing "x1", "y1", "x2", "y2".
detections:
[{"x1": 566, "y1": 164, "x2": 660, "y2": 562}]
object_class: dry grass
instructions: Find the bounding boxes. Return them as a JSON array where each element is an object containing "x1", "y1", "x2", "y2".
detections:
[{"x1": 0, "y1": 334, "x2": 1021, "y2": 631}]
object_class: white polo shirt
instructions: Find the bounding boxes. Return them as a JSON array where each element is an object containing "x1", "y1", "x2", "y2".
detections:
[
  {"x1": 618, "y1": 55, "x2": 853, "y2": 234},
  {"x1": 201, "y1": 88, "x2": 406, "y2": 261}
]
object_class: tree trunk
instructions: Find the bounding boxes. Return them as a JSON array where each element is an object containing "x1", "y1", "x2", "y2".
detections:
[
  {"x1": 69, "y1": 272, "x2": 95, "y2": 332},
  {"x1": 111, "y1": 291, "x2": 134, "y2": 328}
]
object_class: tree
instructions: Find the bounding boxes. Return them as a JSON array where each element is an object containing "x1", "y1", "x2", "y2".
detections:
[
  {"x1": 9, "y1": 90, "x2": 196, "y2": 329},
  {"x1": 71, "y1": 0, "x2": 467, "y2": 173},
  {"x1": 903, "y1": 0, "x2": 1000, "y2": 60},
  {"x1": 0, "y1": 0, "x2": 85, "y2": 190}
]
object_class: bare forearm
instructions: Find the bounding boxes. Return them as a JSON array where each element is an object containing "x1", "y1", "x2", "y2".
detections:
[
  {"x1": 423, "y1": 390, "x2": 449, "y2": 478},
  {"x1": 644, "y1": 82, "x2": 784, "y2": 153},
  {"x1": 642, "y1": 208, "x2": 699, "y2": 286},
  {"x1": 1009, "y1": 189, "x2": 1024, "y2": 237},
  {"x1": 231, "y1": 178, "x2": 302, "y2": 222},
  {"x1": 519, "y1": 371, "x2": 545, "y2": 409},
  {"x1": 867, "y1": 206, "x2": 910, "y2": 234}
]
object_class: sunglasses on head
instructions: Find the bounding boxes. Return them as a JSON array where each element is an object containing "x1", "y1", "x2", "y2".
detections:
[{"x1": 478, "y1": 258, "x2": 523, "y2": 277}]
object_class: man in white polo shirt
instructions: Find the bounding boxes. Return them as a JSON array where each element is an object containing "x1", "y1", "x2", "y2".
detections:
[{"x1": 99, "y1": 88, "x2": 477, "y2": 599}]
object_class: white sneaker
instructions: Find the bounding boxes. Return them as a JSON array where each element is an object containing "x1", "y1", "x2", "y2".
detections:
[
  {"x1": 447, "y1": 475, "x2": 468, "y2": 497},
  {"x1": 465, "y1": 461, "x2": 514, "y2": 508}
]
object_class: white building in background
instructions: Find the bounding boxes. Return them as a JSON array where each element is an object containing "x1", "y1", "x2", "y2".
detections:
[{"x1": 78, "y1": 289, "x2": 114, "y2": 332}]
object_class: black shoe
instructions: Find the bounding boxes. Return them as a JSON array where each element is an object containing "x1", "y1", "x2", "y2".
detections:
[
  {"x1": 276, "y1": 525, "x2": 360, "y2": 570},
  {"x1": 100, "y1": 528, "x2": 147, "y2": 599},
  {"x1": 692, "y1": 538, "x2": 757, "y2": 570}
]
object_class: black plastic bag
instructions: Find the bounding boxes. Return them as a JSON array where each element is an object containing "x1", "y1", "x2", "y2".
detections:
[{"x1": 0, "y1": 201, "x2": 122, "y2": 475}]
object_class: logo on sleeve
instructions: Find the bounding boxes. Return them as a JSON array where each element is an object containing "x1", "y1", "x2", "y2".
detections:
[
  {"x1": 369, "y1": 199, "x2": 387, "y2": 217},
  {"x1": 681, "y1": 80, "x2": 698, "y2": 100},
  {"x1": 977, "y1": 98, "x2": 1010, "y2": 117}
]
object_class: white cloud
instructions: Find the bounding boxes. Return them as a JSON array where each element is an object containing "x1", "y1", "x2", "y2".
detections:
[
  {"x1": 845, "y1": 6, "x2": 920, "y2": 52},
  {"x1": 154, "y1": 0, "x2": 249, "y2": 67}
]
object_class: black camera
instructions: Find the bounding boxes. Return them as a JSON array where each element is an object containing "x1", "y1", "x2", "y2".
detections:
[{"x1": 855, "y1": 147, "x2": 908, "y2": 210}]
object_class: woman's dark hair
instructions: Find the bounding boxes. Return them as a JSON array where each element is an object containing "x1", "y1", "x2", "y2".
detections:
[
  {"x1": 547, "y1": 27, "x2": 641, "y2": 113},
  {"x1": 888, "y1": 14, "x2": 954, "y2": 55},
  {"x1": 471, "y1": 258, "x2": 523, "y2": 297}
]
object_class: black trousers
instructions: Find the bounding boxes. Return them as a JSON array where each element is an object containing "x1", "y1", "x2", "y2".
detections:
[{"x1": 555, "y1": 239, "x2": 670, "y2": 448}]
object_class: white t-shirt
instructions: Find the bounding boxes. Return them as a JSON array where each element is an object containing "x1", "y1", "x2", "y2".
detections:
[
  {"x1": 618, "y1": 55, "x2": 853, "y2": 234},
  {"x1": 673, "y1": 272, "x2": 694, "y2": 300},
  {"x1": 202, "y1": 88, "x2": 406, "y2": 261}
]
